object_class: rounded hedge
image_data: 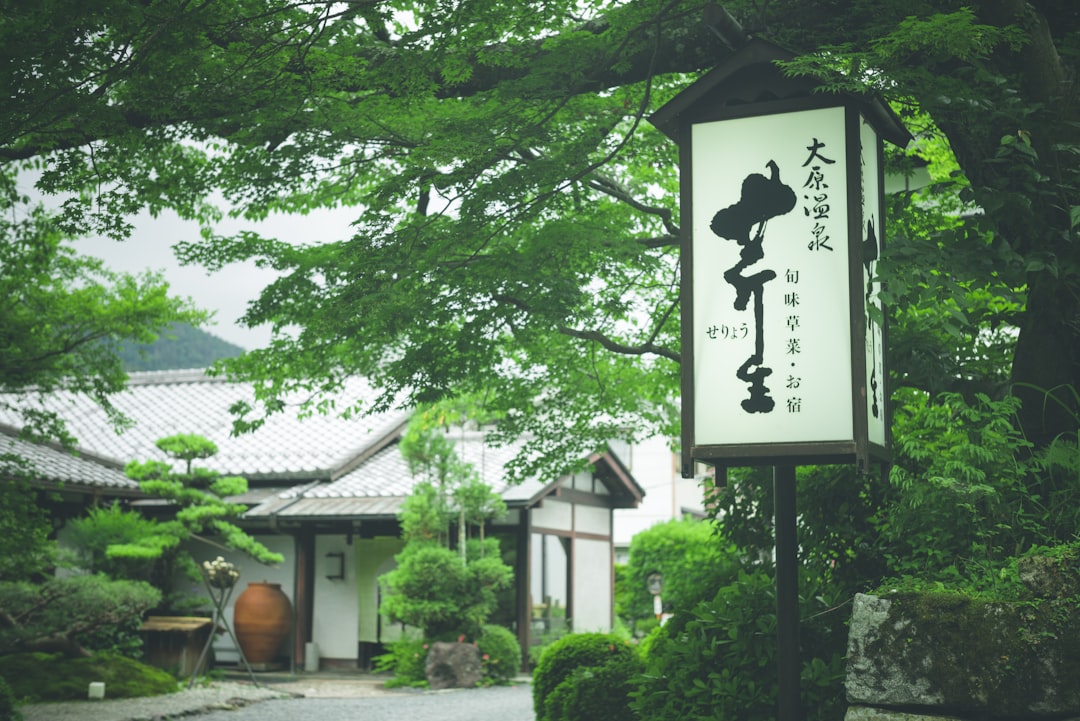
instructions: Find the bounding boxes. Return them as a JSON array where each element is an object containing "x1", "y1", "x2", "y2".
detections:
[
  {"x1": 546, "y1": 653, "x2": 645, "y2": 721},
  {"x1": 477, "y1": 624, "x2": 521, "y2": 683},
  {"x1": 532, "y1": 632, "x2": 638, "y2": 721}
]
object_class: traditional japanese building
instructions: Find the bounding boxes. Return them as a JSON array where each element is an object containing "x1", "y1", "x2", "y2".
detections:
[{"x1": 1, "y1": 369, "x2": 644, "y2": 669}]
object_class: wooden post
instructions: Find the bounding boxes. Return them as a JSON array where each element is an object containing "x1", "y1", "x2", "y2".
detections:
[{"x1": 775, "y1": 464, "x2": 800, "y2": 721}]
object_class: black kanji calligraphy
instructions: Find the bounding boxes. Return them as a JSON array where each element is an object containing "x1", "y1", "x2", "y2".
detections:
[
  {"x1": 863, "y1": 218, "x2": 881, "y2": 419},
  {"x1": 802, "y1": 138, "x2": 836, "y2": 167},
  {"x1": 709, "y1": 160, "x2": 797, "y2": 413}
]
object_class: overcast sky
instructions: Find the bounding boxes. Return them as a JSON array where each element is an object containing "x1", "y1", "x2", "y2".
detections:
[{"x1": 72, "y1": 204, "x2": 358, "y2": 350}]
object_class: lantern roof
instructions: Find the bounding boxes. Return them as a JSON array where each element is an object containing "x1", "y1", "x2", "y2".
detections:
[{"x1": 648, "y1": 37, "x2": 911, "y2": 149}]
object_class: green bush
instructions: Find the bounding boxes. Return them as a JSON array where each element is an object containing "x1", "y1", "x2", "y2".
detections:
[
  {"x1": 618, "y1": 518, "x2": 733, "y2": 632},
  {"x1": 63, "y1": 503, "x2": 163, "y2": 583},
  {"x1": 380, "y1": 541, "x2": 513, "y2": 640},
  {"x1": 532, "y1": 632, "x2": 638, "y2": 721},
  {"x1": 0, "y1": 676, "x2": 20, "y2": 721},
  {"x1": 631, "y1": 566, "x2": 846, "y2": 721},
  {"x1": 372, "y1": 639, "x2": 429, "y2": 688},
  {"x1": 477, "y1": 624, "x2": 521, "y2": 683},
  {"x1": 0, "y1": 574, "x2": 160, "y2": 657},
  {"x1": 0, "y1": 652, "x2": 177, "y2": 702},
  {"x1": 547, "y1": 651, "x2": 645, "y2": 721}
]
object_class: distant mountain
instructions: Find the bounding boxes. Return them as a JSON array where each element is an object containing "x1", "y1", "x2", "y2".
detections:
[{"x1": 118, "y1": 323, "x2": 245, "y2": 371}]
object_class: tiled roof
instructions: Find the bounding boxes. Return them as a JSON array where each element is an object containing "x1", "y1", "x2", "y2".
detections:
[
  {"x1": 2, "y1": 370, "x2": 643, "y2": 519},
  {"x1": 0, "y1": 369, "x2": 410, "y2": 481},
  {"x1": 0, "y1": 427, "x2": 140, "y2": 493},
  {"x1": 241, "y1": 429, "x2": 650, "y2": 520},
  {"x1": 244, "y1": 430, "x2": 552, "y2": 518},
  {"x1": 312, "y1": 430, "x2": 530, "y2": 497},
  {"x1": 250, "y1": 494, "x2": 409, "y2": 519}
]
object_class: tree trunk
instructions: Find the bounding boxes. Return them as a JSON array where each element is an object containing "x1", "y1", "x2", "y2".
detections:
[
  {"x1": 1011, "y1": 274, "x2": 1080, "y2": 447},
  {"x1": 933, "y1": 1, "x2": 1080, "y2": 447}
]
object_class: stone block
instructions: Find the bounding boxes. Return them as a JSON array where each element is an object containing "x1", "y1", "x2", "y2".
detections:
[
  {"x1": 845, "y1": 705, "x2": 965, "y2": 721},
  {"x1": 846, "y1": 592, "x2": 1080, "y2": 718}
]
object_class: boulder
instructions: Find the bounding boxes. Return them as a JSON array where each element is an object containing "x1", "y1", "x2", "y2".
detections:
[
  {"x1": 845, "y1": 706, "x2": 965, "y2": 721},
  {"x1": 425, "y1": 641, "x2": 482, "y2": 690},
  {"x1": 1016, "y1": 544, "x2": 1080, "y2": 599},
  {"x1": 846, "y1": 592, "x2": 1080, "y2": 719}
]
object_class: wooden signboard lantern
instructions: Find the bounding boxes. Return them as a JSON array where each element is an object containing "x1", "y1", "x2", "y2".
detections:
[
  {"x1": 649, "y1": 38, "x2": 910, "y2": 479},
  {"x1": 648, "y1": 36, "x2": 911, "y2": 721}
]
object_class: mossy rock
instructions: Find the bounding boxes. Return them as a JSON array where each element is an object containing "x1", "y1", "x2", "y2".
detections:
[
  {"x1": 847, "y1": 592, "x2": 1080, "y2": 718},
  {"x1": 1016, "y1": 542, "x2": 1080, "y2": 599},
  {"x1": 0, "y1": 653, "x2": 178, "y2": 703}
]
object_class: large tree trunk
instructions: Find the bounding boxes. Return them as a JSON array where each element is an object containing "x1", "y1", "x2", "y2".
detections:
[
  {"x1": 1011, "y1": 275, "x2": 1080, "y2": 448},
  {"x1": 935, "y1": 1, "x2": 1080, "y2": 446}
]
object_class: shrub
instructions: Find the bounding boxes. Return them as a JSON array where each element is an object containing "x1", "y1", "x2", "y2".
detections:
[
  {"x1": 0, "y1": 652, "x2": 177, "y2": 702},
  {"x1": 618, "y1": 518, "x2": 733, "y2": 632},
  {"x1": 546, "y1": 651, "x2": 645, "y2": 721},
  {"x1": 372, "y1": 639, "x2": 429, "y2": 688},
  {"x1": 0, "y1": 574, "x2": 161, "y2": 657},
  {"x1": 63, "y1": 503, "x2": 163, "y2": 583},
  {"x1": 532, "y1": 632, "x2": 638, "y2": 721},
  {"x1": 380, "y1": 541, "x2": 513, "y2": 640},
  {"x1": 631, "y1": 566, "x2": 846, "y2": 721},
  {"x1": 477, "y1": 624, "x2": 521, "y2": 683},
  {"x1": 0, "y1": 462, "x2": 53, "y2": 582},
  {"x1": 0, "y1": 676, "x2": 20, "y2": 721}
]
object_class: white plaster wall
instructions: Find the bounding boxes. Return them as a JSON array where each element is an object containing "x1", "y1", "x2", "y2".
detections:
[
  {"x1": 574, "y1": 504, "x2": 611, "y2": 536},
  {"x1": 532, "y1": 499, "x2": 573, "y2": 531},
  {"x1": 354, "y1": 537, "x2": 404, "y2": 644},
  {"x1": 571, "y1": 537, "x2": 612, "y2": 632},
  {"x1": 570, "y1": 470, "x2": 592, "y2": 490},
  {"x1": 613, "y1": 435, "x2": 705, "y2": 548},
  {"x1": 312, "y1": 534, "x2": 359, "y2": 661}
]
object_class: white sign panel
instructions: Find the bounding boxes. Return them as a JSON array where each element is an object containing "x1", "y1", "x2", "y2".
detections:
[
  {"x1": 860, "y1": 116, "x2": 887, "y2": 447},
  {"x1": 691, "y1": 106, "x2": 853, "y2": 446}
]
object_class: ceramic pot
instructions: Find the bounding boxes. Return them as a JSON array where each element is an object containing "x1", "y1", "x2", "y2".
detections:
[{"x1": 233, "y1": 582, "x2": 292, "y2": 664}]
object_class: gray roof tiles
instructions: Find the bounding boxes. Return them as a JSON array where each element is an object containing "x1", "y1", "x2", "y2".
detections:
[
  {"x1": 0, "y1": 429, "x2": 139, "y2": 492},
  {"x1": 241, "y1": 431, "x2": 552, "y2": 519},
  {"x1": 0, "y1": 370, "x2": 410, "y2": 482},
  {"x1": 3, "y1": 370, "x2": 642, "y2": 517}
]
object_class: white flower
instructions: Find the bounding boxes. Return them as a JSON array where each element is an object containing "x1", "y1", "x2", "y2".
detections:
[{"x1": 203, "y1": 556, "x2": 240, "y2": 588}]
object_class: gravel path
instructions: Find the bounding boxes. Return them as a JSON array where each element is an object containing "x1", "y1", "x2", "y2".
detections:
[
  {"x1": 192, "y1": 685, "x2": 535, "y2": 721},
  {"x1": 20, "y1": 679, "x2": 535, "y2": 721},
  {"x1": 20, "y1": 682, "x2": 291, "y2": 721}
]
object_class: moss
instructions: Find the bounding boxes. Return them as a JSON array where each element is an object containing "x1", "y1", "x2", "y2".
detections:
[
  {"x1": 0, "y1": 653, "x2": 178, "y2": 703},
  {"x1": 862, "y1": 591, "x2": 1080, "y2": 716},
  {"x1": 1015, "y1": 541, "x2": 1080, "y2": 599}
]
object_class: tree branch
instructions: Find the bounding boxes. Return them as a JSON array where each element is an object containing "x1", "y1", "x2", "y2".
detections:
[
  {"x1": 491, "y1": 291, "x2": 680, "y2": 362},
  {"x1": 637, "y1": 234, "x2": 679, "y2": 248},
  {"x1": 1, "y1": 2, "x2": 734, "y2": 162},
  {"x1": 557, "y1": 324, "x2": 681, "y2": 363},
  {"x1": 587, "y1": 172, "x2": 680, "y2": 236}
]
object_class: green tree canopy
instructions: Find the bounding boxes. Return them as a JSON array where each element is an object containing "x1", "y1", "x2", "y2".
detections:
[
  {"x1": 2, "y1": 0, "x2": 1077, "y2": 469},
  {"x1": 0, "y1": 169, "x2": 206, "y2": 439}
]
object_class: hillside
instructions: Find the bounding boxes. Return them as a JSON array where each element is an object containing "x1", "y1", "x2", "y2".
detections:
[{"x1": 118, "y1": 323, "x2": 244, "y2": 371}]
